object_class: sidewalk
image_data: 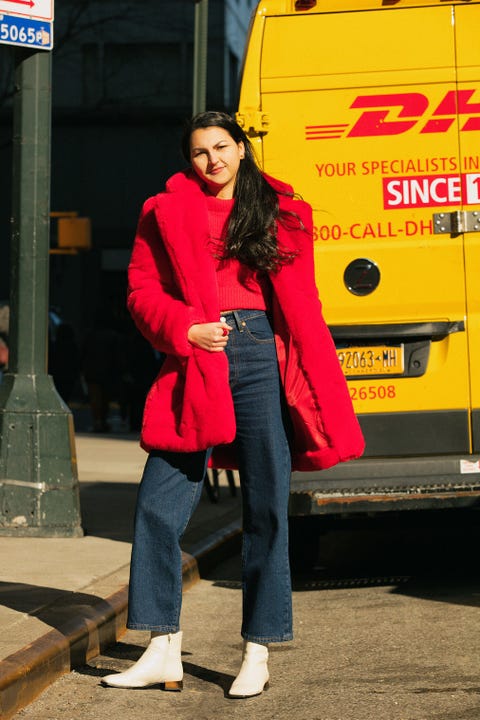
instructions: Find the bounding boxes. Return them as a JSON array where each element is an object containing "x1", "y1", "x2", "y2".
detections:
[{"x1": 0, "y1": 433, "x2": 242, "y2": 720}]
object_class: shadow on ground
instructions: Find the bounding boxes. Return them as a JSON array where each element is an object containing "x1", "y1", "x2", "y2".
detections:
[
  {"x1": 207, "y1": 508, "x2": 480, "y2": 609},
  {"x1": 0, "y1": 580, "x2": 119, "y2": 637}
]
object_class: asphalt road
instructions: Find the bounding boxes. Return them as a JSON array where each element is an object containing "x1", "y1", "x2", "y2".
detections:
[{"x1": 14, "y1": 510, "x2": 480, "y2": 720}]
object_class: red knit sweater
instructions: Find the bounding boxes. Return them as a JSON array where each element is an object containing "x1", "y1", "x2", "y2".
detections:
[{"x1": 206, "y1": 196, "x2": 271, "y2": 312}]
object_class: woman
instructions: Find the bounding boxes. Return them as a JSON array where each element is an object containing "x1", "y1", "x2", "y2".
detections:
[{"x1": 102, "y1": 111, "x2": 364, "y2": 698}]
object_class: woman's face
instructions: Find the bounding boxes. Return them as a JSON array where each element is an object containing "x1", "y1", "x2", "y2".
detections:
[{"x1": 189, "y1": 126, "x2": 245, "y2": 199}]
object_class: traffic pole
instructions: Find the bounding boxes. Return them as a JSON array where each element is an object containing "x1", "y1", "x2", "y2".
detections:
[{"x1": 0, "y1": 48, "x2": 83, "y2": 537}]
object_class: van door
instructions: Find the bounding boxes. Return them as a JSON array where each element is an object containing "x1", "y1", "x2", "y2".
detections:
[
  {"x1": 257, "y1": 3, "x2": 475, "y2": 457},
  {"x1": 455, "y1": 3, "x2": 480, "y2": 452}
]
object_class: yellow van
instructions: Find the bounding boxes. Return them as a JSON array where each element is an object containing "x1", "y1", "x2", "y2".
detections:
[{"x1": 237, "y1": 0, "x2": 480, "y2": 514}]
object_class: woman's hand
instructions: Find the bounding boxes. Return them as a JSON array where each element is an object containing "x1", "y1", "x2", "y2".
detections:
[{"x1": 188, "y1": 321, "x2": 232, "y2": 352}]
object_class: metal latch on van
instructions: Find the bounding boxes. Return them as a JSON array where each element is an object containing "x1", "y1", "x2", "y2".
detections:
[
  {"x1": 433, "y1": 210, "x2": 480, "y2": 234},
  {"x1": 236, "y1": 111, "x2": 270, "y2": 135}
]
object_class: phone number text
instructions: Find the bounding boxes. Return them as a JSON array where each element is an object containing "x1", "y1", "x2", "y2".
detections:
[{"x1": 313, "y1": 220, "x2": 432, "y2": 241}]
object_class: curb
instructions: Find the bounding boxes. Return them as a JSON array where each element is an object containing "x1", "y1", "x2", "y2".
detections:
[{"x1": 0, "y1": 521, "x2": 241, "y2": 720}]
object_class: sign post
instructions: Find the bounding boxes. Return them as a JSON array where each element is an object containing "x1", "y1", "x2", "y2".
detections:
[
  {"x1": 0, "y1": 0, "x2": 53, "y2": 49},
  {"x1": 193, "y1": 0, "x2": 208, "y2": 115},
  {"x1": 0, "y1": 5, "x2": 83, "y2": 536}
]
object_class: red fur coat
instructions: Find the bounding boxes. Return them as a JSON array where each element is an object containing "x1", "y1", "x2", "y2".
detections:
[{"x1": 127, "y1": 170, "x2": 364, "y2": 471}]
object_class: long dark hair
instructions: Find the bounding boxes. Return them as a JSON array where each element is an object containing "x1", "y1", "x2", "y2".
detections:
[{"x1": 182, "y1": 111, "x2": 298, "y2": 273}]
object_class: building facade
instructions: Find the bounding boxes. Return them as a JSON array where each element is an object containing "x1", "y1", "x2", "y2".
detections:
[{"x1": 0, "y1": 0, "x2": 256, "y2": 340}]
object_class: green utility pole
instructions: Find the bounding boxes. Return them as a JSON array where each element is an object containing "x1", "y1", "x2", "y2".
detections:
[
  {"x1": 0, "y1": 49, "x2": 82, "y2": 537},
  {"x1": 193, "y1": 0, "x2": 208, "y2": 115}
]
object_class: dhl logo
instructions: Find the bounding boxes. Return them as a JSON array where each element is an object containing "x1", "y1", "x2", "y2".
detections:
[{"x1": 305, "y1": 89, "x2": 480, "y2": 140}]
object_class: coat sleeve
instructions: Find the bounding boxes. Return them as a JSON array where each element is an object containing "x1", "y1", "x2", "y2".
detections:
[{"x1": 127, "y1": 197, "x2": 205, "y2": 357}]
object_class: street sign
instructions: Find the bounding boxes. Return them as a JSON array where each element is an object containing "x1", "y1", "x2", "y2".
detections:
[
  {"x1": 0, "y1": 14, "x2": 52, "y2": 48},
  {"x1": 0, "y1": 1, "x2": 53, "y2": 21},
  {"x1": 0, "y1": 0, "x2": 53, "y2": 49}
]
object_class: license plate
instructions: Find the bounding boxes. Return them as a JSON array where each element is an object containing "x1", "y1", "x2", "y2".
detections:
[{"x1": 336, "y1": 345, "x2": 404, "y2": 377}]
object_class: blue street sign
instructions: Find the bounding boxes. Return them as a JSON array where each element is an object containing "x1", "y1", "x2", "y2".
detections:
[{"x1": 0, "y1": 13, "x2": 52, "y2": 49}]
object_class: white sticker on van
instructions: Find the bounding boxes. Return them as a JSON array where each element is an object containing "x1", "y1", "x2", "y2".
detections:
[
  {"x1": 460, "y1": 459, "x2": 480, "y2": 474},
  {"x1": 383, "y1": 173, "x2": 480, "y2": 210}
]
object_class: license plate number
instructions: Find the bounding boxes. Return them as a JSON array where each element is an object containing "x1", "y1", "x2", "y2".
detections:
[{"x1": 336, "y1": 345, "x2": 404, "y2": 377}]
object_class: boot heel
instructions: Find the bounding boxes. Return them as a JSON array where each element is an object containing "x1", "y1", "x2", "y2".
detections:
[{"x1": 164, "y1": 680, "x2": 183, "y2": 692}]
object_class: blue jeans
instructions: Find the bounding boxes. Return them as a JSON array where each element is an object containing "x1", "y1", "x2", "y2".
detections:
[{"x1": 127, "y1": 310, "x2": 293, "y2": 642}]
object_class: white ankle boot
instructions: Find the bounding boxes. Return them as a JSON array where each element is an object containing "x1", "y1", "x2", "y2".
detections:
[
  {"x1": 102, "y1": 631, "x2": 183, "y2": 690},
  {"x1": 229, "y1": 641, "x2": 269, "y2": 698}
]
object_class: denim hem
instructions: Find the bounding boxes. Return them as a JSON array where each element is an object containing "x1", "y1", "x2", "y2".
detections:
[
  {"x1": 127, "y1": 623, "x2": 180, "y2": 632},
  {"x1": 241, "y1": 632, "x2": 293, "y2": 643}
]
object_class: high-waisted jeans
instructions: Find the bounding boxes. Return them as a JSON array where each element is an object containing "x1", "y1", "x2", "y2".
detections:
[{"x1": 127, "y1": 310, "x2": 293, "y2": 643}]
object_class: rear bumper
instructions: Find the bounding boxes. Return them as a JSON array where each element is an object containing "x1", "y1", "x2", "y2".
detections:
[
  {"x1": 357, "y1": 410, "x2": 470, "y2": 456},
  {"x1": 289, "y1": 454, "x2": 480, "y2": 515}
]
